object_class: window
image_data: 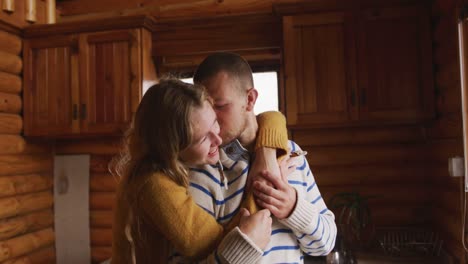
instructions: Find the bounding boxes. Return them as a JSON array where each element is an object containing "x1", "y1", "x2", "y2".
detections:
[{"x1": 180, "y1": 71, "x2": 279, "y2": 115}]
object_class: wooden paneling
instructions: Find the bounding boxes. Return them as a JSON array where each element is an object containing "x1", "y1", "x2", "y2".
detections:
[
  {"x1": 429, "y1": 0, "x2": 465, "y2": 262},
  {"x1": 283, "y1": 3, "x2": 434, "y2": 127},
  {"x1": 57, "y1": 0, "x2": 290, "y2": 21},
  {"x1": 80, "y1": 30, "x2": 137, "y2": 134},
  {"x1": 283, "y1": 12, "x2": 354, "y2": 125},
  {"x1": 0, "y1": 23, "x2": 55, "y2": 263},
  {"x1": 292, "y1": 126, "x2": 426, "y2": 146},
  {"x1": 153, "y1": 14, "x2": 281, "y2": 56},
  {"x1": 357, "y1": 5, "x2": 434, "y2": 121},
  {"x1": 153, "y1": 14, "x2": 281, "y2": 75},
  {"x1": 23, "y1": 35, "x2": 79, "y2": 137},
  {"x1": 23, "y1": 17, "x2": 157, "y2": 138}
]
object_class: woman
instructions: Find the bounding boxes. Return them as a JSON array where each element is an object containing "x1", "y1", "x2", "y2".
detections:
[{"x1": 111, "y1": 78, "x2": 288, "y2": 263}]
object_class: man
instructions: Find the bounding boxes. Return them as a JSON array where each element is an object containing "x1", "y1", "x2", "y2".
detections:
[{"x1": 189, "y1": 52, "x2": 337, "y2": 263}]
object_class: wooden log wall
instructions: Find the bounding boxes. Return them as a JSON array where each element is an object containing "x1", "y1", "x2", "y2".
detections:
[
  {"x1": 53, "y1": 0, "x2": 467, "y2": 262},
  {"x1": 0, "y1": 14, "x2": 55, "y2": 264},
  {"x1": 56, "y1": 139, "x2": 121, "y2": 264},
  {"x1": 290, "y1": 126, "x2": 433, "y2": 227},
  {"x1": 427, "y1": 0, "x2": 465, "y2": 262}
]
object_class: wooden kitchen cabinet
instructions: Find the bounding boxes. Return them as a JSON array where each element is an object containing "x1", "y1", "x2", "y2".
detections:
[
  {"x1": 23, "y1": 16, "x2": 157, "y2": 137},
  {"x1": 282, "y1": 3, "x2": 433, "y2": 127}
]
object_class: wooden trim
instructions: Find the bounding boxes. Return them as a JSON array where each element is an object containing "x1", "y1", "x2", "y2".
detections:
[
  {"x1": 156, "y1": 48, "x2": 281, "y2": 74},
  {"x1": 23, "y1": 15, "x2": 158, "y2": 38},
  {"x1": 2, "y1": 0, "x2": 14, "y2": 13},
  {"x1": 153, "y1": 13, "x2": 280, "y2": 32},
  {"x1": 25, "y1": 0, "x2": 37, "y2": 23},
  {"x1": 46, "y1": 0, "x2": 56, "y2": 24},
  {"x1": 86, "y1": 30, "x2": 134, "y2": 44},
  {"x1": 274, "y1": 0, "x2": 429, "y2": 15},
  {"x1": 0, "y1": 20, "x2": 21, "y2": 37}
]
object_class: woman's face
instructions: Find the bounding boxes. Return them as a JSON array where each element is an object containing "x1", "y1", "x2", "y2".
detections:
[{"x1": 179, "y1": 101, "x2": 222, "y2": 166}]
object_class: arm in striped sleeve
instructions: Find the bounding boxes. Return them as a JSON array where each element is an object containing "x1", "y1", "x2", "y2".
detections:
[{"x1": 278, "y1": 143, "x2": 337, "y2": 256}]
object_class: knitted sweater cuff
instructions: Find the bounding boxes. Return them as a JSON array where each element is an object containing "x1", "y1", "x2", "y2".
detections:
[
  {"x1": 279, "y1": 191, "x2": 317, "y2": 232},
  {"x1": 217, "y1": 227, "x2": 263, "y2": 264},
  {"x1": 256, "y1": 111, "x2": 289, "y2": 155}
]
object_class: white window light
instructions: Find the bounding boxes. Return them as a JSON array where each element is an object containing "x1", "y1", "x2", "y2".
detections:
[{"x1": 180, "y1": 71, "x2": 279, "y2": 115}]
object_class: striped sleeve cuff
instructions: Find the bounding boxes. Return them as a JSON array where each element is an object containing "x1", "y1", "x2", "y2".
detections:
[
  {"x1": 217, "y1": 227, "x2": 263, "y2": 264},
  {"x1": 279, "y1": 191, "x2": 318, "y2": 233}
]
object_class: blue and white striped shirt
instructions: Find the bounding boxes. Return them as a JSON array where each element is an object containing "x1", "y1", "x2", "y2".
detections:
[{"x1": 188, "y1": 139, "x2": 337, "y2": 263}]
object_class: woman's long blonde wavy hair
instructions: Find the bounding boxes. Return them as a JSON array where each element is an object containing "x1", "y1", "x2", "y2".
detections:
[
  {"x1": 112, "y1": 78, "x2": 207, "y2": 189},
  {"x1": 110, "y1": 78, "x2": 208, "y2": 263}
]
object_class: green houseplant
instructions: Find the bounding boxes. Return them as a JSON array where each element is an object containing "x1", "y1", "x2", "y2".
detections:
[{"x1": 329, "y1": 191, "x2": 376, "y2": 250}]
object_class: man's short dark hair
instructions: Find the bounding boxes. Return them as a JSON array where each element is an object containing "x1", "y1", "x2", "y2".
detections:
[{"x1": 193, "y1": 52, "x2": 254, "y2": 92}]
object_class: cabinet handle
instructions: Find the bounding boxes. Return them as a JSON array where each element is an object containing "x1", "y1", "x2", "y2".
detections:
[
  {"x1": 81, "y1": 104, "x2": 87, "y2": 120},
  {"x1": 72, "y1": 104, "x2": 78, "y2": 120},
  {"x1": 70, "y1": 40, "x2": 79, "y2": 54},
  {"x1": 350, "y1": 90, "x2": 356, "y2": 106},
  {"x1": 360, "y1": 89, "x2": 367, "y2": 105}
]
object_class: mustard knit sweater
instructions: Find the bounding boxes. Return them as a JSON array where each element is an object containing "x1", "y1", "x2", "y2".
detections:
[{"x1": 111, "y1": 111, "x2": 289, "y2": 263}]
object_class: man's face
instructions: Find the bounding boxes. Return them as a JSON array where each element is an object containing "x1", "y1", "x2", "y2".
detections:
[{"x1": 202, "y1": 71, "x2": 248, "y2": 145}]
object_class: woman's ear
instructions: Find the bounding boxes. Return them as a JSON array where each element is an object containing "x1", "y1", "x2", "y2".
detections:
[{"x1": 246, "y1": 88, "x2": 258, "y2": 112}]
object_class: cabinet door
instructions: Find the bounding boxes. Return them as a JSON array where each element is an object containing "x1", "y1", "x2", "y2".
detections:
[
  {"x1": 283, "y1": 12, "x2": 356, "y2": 126},
  {"x1": 357, "y1": 5, "x2": 434, "y2": 122},
  {"x1": 23, "y1": 36, "x2": 80, "y2": 136},
  {"x1": 80, "y1": 29, "x2": 140, "y2": 135}
]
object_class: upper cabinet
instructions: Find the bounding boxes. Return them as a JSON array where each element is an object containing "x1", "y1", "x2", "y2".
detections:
[
  {"x1": 23, "y1": 16, "x2": 157, "y2": 137},
  {"x1": 281, "y1": 2, "x2": 434, "y2": 127}
]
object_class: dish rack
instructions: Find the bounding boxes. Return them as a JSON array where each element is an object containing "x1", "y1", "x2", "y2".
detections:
[{"x1": 377, "y1": 227, "x2": 443, "y2": 258}]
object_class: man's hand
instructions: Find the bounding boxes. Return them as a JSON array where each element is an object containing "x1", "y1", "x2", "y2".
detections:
[
  {"x1": 238, "y1": 208, "x2": 272, "y2": 249},
  {"x1": 252, "y1": 158, "x2": 297, "y2": 219}
]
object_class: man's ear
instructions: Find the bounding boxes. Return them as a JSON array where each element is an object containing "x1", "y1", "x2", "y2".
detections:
[{"x1": 246, "y1": 88, "x2": 258, "y2": 112}]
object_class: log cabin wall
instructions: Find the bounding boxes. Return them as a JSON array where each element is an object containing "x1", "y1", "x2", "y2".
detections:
[
  {"x1": 428, "y1": 0, "x2": 465, "y2": 262},
  {"x1": 291, "y1": 126, "x2": 433, "y2": 226},
  {"x1": 54, "y1": 0, "x2": 465, "y2": 262},
  {"x1": 0, "y1": 1, "x2": 55, "y2": 263}
]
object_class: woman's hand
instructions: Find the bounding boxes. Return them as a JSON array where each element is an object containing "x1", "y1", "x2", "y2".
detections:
[
  {"x1": 253, "y1": 158, "x2": 297, "y2": 219},
  {"x1": 238, "y1": 208, "x2": 272, "y2": 249}
]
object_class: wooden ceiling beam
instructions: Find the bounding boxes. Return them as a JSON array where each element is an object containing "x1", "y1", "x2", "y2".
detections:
[
  {"x1": 57, "y1": 0, "x2": 304, "y2": 21},
  {"x1": 57, "y1": 0, "x2": 152, "y2": 16}
]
